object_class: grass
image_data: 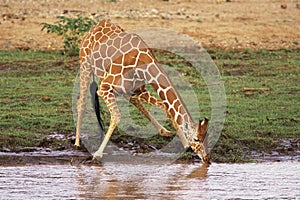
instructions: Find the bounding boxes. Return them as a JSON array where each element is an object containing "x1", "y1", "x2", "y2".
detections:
[{"x1": 0, "y1": 49, "x2": 299, "y2": 162}]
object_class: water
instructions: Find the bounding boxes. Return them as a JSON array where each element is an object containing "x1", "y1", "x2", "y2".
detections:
[{"x1": 0, "y1": 161, "x2": 299, "y2": 199}]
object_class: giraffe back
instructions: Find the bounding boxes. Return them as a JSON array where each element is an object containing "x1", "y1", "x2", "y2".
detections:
[{"x1": 80, "y1": 20, "x2": 163, "y2": 94}]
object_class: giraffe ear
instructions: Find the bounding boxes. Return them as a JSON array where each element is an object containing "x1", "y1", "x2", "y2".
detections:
[{"x1": 197, "y1": 117, "x2": 209, "y2": 140}]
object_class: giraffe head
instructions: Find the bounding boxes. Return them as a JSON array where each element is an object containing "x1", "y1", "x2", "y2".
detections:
[{"x1": 190, "y1": 117, "x2": 210, "y2": 164}]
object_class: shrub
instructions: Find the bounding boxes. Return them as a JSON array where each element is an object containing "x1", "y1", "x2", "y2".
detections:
[{"x1": 41, "y1": 15, "x2": 97, "y2": 55}]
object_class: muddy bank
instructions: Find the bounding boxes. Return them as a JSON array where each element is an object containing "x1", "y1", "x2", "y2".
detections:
[{"x1": 0, "y1": 136, "x2": 299, "y2": 166}]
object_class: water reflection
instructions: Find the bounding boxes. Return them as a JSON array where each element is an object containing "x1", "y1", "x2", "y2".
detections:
[
  {"x1": 75, "y1": 162, "x2": 209, "y2": 199},
  {"x1": 0, "y1": 161, "x2": 299, "y2": 199}
]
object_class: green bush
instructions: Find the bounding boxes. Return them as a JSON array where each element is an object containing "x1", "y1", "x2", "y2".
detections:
[{"x1": 41, "y1": 15, "x2": 97, "y2": 55}]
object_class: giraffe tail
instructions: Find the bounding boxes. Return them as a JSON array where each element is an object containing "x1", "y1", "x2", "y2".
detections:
[{"x1": 89, "y1": 80, "x2": 105, "y2": 131}]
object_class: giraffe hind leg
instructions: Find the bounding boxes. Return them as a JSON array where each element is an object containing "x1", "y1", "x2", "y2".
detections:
[
  {"x1": 75, "y1": 64, "x2": 91, "y2": 147},
  {"x1": 130, "y1": 90, "x2": 173, "y2": 137},
  {"x1": 93, "y1": 87, "x2": 121, "y2": 160}
]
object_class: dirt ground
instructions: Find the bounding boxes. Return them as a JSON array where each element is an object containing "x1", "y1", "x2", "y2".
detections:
[{"x1": 1, "y1": 0, "x2": 300, "y2": 50}]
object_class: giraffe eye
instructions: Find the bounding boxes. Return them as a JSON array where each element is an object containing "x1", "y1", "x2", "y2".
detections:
[{"x1": 193, "y1": 138, "x2": 200, "y2": 142}]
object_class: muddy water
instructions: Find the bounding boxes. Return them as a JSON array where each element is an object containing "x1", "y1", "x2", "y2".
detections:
[{"x1": 0, "y1": 161, "x2": 299, "y2": 199}]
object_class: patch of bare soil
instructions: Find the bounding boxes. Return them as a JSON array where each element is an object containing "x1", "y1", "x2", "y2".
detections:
[{"x1": 0, "y1": 0, "x2": 299, "y2": 50}]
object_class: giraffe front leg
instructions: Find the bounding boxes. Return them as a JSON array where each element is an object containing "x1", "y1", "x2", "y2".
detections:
[
  {"x1": 132, "y1": 90, "x2": 173, "y2": 137},
  {"x1": 93, "y1": 89, "x2": 120, "y2": 160}
]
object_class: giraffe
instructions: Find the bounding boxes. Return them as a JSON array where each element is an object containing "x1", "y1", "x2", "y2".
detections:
[{"x1": 75, "y1": 20, "x2": 210, "y2": 164}]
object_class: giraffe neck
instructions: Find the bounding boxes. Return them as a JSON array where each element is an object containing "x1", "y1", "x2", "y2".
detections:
[{"x1": 145, "y1": 61, "x2": 196, "y2": 143}]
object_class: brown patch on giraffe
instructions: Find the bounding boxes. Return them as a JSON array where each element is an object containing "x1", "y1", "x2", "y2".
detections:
[
  {"x1": 173, "y1": 100, "x2": 180, "y2": 111},
  {"x1": 166, "y1": 89, "x2": 176, "y2": 104},
  {"x1": 95, "y1": 32, "x2": 102, "y2": 41},
  {"x1": 79, "y1": 49, "x2": 86, "y2": 62},
  {"x1": 110, "y1": 64, "x2": 122, "y2": 74},
  {"x1": 158, "y1": 90, "x2": 165, "y2": 100},
  {"x1": 123, "y1": 79, "x2": 134, "y2": 91},
  {"x1": 82, "y1": 39, "x2": 89, "y2": 48},
  {"x1": 113, "y1": 74, "x2": 122, "y2": 85},
  {"x1": 113, "y1": 37, "x2": 121, "y2": 48},
  {"x1": 95, "y1": 58, "x2": 102, "y2": 68},
  {"x1": 99, "y1": 45, "x2": 107, "y2": 57},
  {"x1": 121, "y1": 34, "x2": 132, "y2": 45},
  {"x1": 149, "y1": 96, "x2": 157, "y2": 105},
  {"x1": 169, "y1": 108, "x2": 175, "y2": 118},
  {"x1": 99, "y1": 35, "x2": 109, "y2": 43},
  {"x1": 106, "y1": 39, "x2": 113, "y2": 46},
  {"x1": 121, "y1": 43, "x2": 132, "y2": 54},
  {"x1": 95, "y1": 68, "x2": 104, "y2": 77},
  {"x1": 139, "y1": 53, "x2": 153, "y2": 66},
  {"x1": 103, "y1": 75, "x2": 114, "y2": 84},
  {"x1": 102, "y1": 27, "x2": 111, "y2": 34},
  {"x1": 112, "y1": 54, "x2": 123, "y2": 65},
  {"x1": 157, "y1": 75, "x2": 169, "y2": 89},
  {"x1": 146, "y1": 63, "x2": 158, "y2": 76},
  {"x1": 123, "y1": 49, "x2": 139, "y2": 66},
  {"x1": 103, "y1": 58, "x2": 111, "y2": 69},
  {"x1": 107, "y1": 46, "x2": 117, "y2": 57},
  {"x1": 131, "y1": 36, "x2": 140, "y2": 47},
  {"x1": 176, "y1": 115, "x2": 183, "y2": 125},
  {"x1": 145, "y1": 72, "x2": 151, "y2": 81},
  {"x1": 122, "y1": 67, "x2": 134, "y2": 78}
]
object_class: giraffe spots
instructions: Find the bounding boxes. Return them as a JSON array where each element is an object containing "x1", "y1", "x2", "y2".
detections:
[
  {"x1": 158, "y1": 90, "x2": 165, "y2": 100},
  {"x1": 99, "y1": 35, "x2": 109, "y2": 43},
  {"x1": 102, "y1": 27, "x2": 111, "y2": 34},
  {"x1": 95, "y1": 32, "x2": 102, "y2": 41},
  {"x1": 104, "y1": 75, "x2": 114, "y2": 84},
  {"x1": 166, "y1": 89, "x2": 176, "y2": 104},
  {"x1": 112, "y1": 54, "x2": 123, "y2": 65},
  {"x1": 103, "y1": 58, "x2": 111, "y2": 69},
  {"x1": 121, "y1": 43, "x2": 132, "y2": 53},
  {"x1": 94, "y1": 58, "x2": 102, "y2": 68},
  {"x1": 82, "y1": 39, "x2": 90, "y2": 48},
  {"x1": 145, "y1": 72, "x2": 151, "y2": 81},
  {"x1": 173, "y1": 99, "x2": 180, "y2": 111},
  {"x1": 123, "y1": 49, "x2": 138, "y2": 66},
  {"x1": 131, "y1": 35, "x2": 140, "y2": 47},
  {"x1": 123, "y1": 79, "x2": 134, "y2": 91},
  {"x1": 113, "y1": 37, "x2": 121, "y2": 48},
  {"x1": 113, "y1": 74, "x2": 122, "y2": 85},
  {"x1": 107, "y1": 46, "x2": 117, "y2": 57},
  {"x1": 94, "y1": 68, "x2": 104, "y2": 77},
  {"x1": 106, "y1": 39, "x2": 113, "y2": 46},
  {"x1": 92, "y1": 50, "x2": 101, "y2": 60},
  {"x1": 157, "y1": 74, "x2": 169, "y2": 89},
  {"x1": 139, "y1": 53, "x2": 153, "y2": 66},
  {"x1": 169, "y1": 108, "x2": 175, "y2": 118},
  {"x1": 176, "y1": 115, "x2": 183, "y2": 125},
  {"x1": 110, "y1": 64, "x2": 122, "y2": 74},
  {"x1": 121, "y1": 34, "x2": 131, "y2": 45},
  {"x1": 99, "y1": 44, "x2": 107, "y2": 57}
]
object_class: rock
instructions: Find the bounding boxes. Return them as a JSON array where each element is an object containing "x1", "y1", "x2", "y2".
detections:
[
  {"x1": 160, "y1": 13, "x2": 170, "y2": 19},
  {"x1": 42, "y1": 96, "x2": 51, "y2": 102},
  {"x1": 281, "y1": 4, "x2": 287, "y2": 9},
  {"x1": 245, "y1": 91, "x2": 254, "y2": 97},
  {"x1": 151, "y1": 8, "x2": 159, "y2": 15}
]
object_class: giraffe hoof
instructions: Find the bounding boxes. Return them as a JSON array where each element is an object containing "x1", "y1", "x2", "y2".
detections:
[
  {"x1": 93, "y1": 152, "x2": 103, "y2": 161},
  {"x1": 81, "y1": 155, "x2": 102, "y2": 165},
  {"x1": 160, "y1": 128, "x2": 173, "y2": 137}
]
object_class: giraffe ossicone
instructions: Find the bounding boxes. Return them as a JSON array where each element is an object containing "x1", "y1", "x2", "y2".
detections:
[{"x1": 75, "y1": 20, "x2": 211, "y2": 164}]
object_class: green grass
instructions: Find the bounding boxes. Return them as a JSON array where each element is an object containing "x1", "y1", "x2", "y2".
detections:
[
  {"x1": 0, "y1": 50, "x2": 76, "y2": 150},
  {"x1": 0, "y1": 49, "x2": 299, "y2": 162}
]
